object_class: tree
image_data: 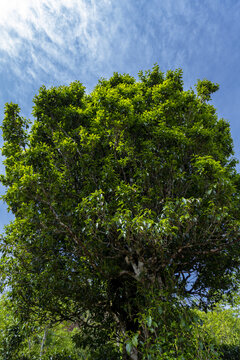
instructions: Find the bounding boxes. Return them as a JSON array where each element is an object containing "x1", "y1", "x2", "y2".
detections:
[
  {"x1": 0, "y1": 295, "x2": 89, "y2": 359},
  {"x1": 1, "y1": 65, "x2": 240, "y2": 359},
  {"x1": 196, "y1": 295, "x2": 240, "y2": 360}
]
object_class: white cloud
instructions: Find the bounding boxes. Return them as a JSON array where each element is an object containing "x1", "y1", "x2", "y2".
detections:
[
  {"x1": 0, "y1": 0, "x2": 217, "y2": 91},
  {"x1": 1, "y1": 0, "x2": 240, "y2": 99},
  {"x1": 0, "y1": 0, "x2": 118, "y2": 86}
]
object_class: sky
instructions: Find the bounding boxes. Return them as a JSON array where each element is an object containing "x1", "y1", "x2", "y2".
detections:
[{"x1": 0, "y1": 0, "x2": 240, "y2": 232}]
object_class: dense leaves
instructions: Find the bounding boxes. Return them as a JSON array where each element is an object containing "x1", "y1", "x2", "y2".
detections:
[
  {"x1": 1, "y1": 65, "x2": 240, "y2": 358},
  {"x1": 196, "y1": 295, "x2": 240, "y2": 360},
  {"x1": 0, "y1": 296, "x2": 88, "y2": 359}
]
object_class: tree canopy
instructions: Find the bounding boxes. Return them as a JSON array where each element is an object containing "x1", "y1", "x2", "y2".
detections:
[{"x1": 1, "y1": 65, "x2": 240, "y2": 359}]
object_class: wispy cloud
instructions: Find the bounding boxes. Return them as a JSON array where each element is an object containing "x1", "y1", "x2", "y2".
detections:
[
  {"x1": 1, "y1": 0, "x2": 239, "y2": 94},
  {"x1": 0, "y1": 0, "x2": 117, "y2": 85}
]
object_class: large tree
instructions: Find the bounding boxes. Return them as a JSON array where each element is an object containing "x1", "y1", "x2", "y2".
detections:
[{"x1": 1, "y1": 65, "x2": 240, "y2": 359}]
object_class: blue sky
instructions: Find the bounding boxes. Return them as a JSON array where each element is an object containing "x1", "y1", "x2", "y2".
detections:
[{"x1": 0, "y1": 0, "x2": 240, "y2": 232}]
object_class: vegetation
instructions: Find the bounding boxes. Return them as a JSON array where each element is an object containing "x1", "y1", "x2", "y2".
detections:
[
  {"x1": 197, "y1": 296, "x2": 240, "y2": 360},
  {"x1": 1, "y1": 65, "x2": 240, "y2": 358},
  {"x1": 0, "y1": 295, "x2": 88, "y2": 359},
  {"x1": 2, "y1": 293, "x2": 240, "y2": 359}
]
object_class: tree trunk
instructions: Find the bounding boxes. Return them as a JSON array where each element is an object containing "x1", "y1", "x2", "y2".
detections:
[
  {"x1": 130, "y1": 347, "x2": 139, "y2": 360},
  {"x1": 39, "y1": 326, "x2": 48, "y2": 360},
  {"x1": 122, "y1": 344, "x2": 141, "y2": 360}
]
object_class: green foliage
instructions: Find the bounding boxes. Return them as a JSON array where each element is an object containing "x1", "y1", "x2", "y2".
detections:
[
  {"x1": 1, "y1": 65, "x2": 240, "y2": 358},
  {"x1": 217, "y1": 345, "x2": 240, "y2": 360},
  {"x1": 0, "y1": 296, "x2": 88, "y2": 360},
  {"x1": 195, "y1": 79, "x2": 219, "y2": 102},
  {"x1": 197, "y1": 297, "x2": 240, "y2": 360},
  {"x1": 124, "y1": 291, "x2": 220, "y2": 359}
]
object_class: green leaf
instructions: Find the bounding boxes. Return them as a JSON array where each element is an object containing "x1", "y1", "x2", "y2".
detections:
[
  {"x1": 146, "y1": 315, "x2": 152, "y2": 328},
  {"x1": 132, "y1": 334, "x2": 138, "y2": 347},
  {"x1": 126, "y1": 341, "x2": 132, "y2": 355}
]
